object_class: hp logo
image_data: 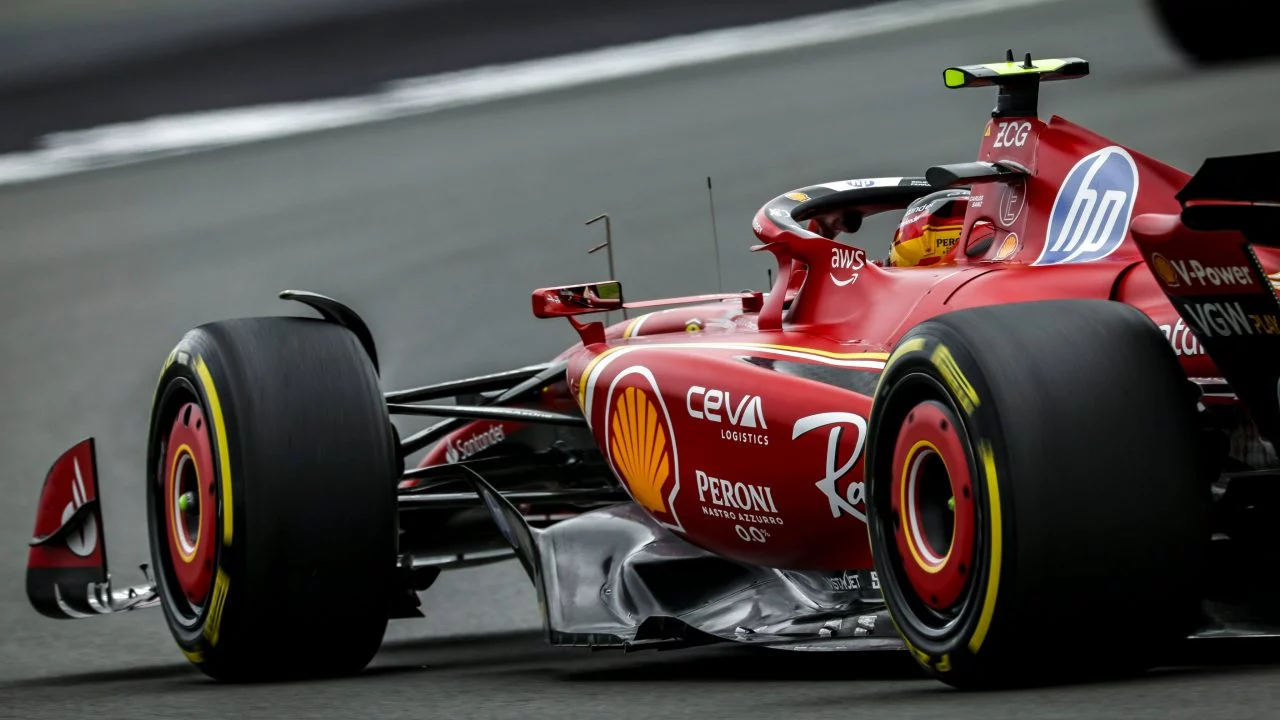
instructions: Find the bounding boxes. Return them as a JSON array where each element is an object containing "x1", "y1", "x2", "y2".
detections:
[{"x1": 1035, "y1": 146, "x2": 1139, "y2": 266}]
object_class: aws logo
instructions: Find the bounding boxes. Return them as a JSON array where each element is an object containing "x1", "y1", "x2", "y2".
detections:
[{"x1": 604, "y1": 367, "x2": 684, "y2": 531}]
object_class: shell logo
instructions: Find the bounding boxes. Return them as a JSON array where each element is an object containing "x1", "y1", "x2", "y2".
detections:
[
  {"x1": 608, "y1": 386, "x2": 672, "y2": 514},
  {"x1": 1151, "y1": 253, "x2": 1178, "y2": 286},
  {"x1": 993, "y1": 232, "x2": 1019, "y2": 261}
]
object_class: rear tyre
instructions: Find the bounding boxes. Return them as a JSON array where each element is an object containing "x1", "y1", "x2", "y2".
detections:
[
  {"x1": 1149, "y1": 0, "x2": 1275, "y2": 64},
  {"x1": 147, "y1": 317, "x2": 398, "y2": 681},
  {"x1": 866, "y1": 300, "x2": 1208, "y2": 689}
]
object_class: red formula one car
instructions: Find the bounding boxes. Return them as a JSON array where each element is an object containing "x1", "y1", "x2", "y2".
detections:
[{"x1": 26, "y1": 53, "x2": 1280, "y2": 689}]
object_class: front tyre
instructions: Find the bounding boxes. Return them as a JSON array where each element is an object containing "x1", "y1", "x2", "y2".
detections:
[
  {"x1": 147, "y1": 317, "x2": 398, "y2": 681},
  {"x1": 866, "y1": 300, "x2": 1208, "y2": 689}
]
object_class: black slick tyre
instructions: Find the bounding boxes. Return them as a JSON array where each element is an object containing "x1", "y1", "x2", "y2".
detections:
[
  {"x1": 865, "y1": 299, "x2": 1208, "y2": 689},
  {"x1": 146, "y1": 317, "x2": 398, "y2": 681}
]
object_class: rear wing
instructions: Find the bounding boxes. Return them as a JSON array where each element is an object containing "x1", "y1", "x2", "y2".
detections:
[
  {"x1": 1175, "y1": 151, "x2": 1280, "y2": 233},
  {"x1": 1130, "y1": 151, "x2": 1280, "y2": 445}
]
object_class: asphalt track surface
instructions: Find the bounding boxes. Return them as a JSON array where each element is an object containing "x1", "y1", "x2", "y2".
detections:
[
  {"x1": 0, "y1": 0, "x2": 872, "y2": 152},
  {"x1": 4, "y1": 0, "x2": 1280, "y2": 717}
]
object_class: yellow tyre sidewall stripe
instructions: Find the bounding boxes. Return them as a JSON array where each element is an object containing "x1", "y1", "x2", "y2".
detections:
[
  {"x1": 878, "y1": 333, "x2": 1005, "y2": 671},
  {"x1": 193, "y1": 357, "x2": 234, "y2": 548},
  {"x1": 967, "y1": 439, "x2": 1002, "y2": 654},
  {"x1": 187, "y1": 353, "x2": 235, "y2": 652}
]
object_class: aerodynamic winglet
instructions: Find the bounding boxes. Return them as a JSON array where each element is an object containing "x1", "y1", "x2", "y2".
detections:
[
  {"x1": 459, "y1": 467, "x2": 545, "y2": 587},
  {"x1": 26, "y1": 439, "x2": 158, "y2": 619}
]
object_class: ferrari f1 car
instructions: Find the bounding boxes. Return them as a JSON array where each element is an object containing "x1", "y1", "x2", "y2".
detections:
[{"x1": 26, "y1": 52, "x2": 1280, "y2": 689}]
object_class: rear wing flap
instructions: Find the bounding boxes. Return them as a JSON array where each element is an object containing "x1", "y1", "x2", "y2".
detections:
[{"x1": 1176, "y1": 151, "x2": 1280, "y2": 235}]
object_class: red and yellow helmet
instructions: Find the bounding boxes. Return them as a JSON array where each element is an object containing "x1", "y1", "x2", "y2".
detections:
[{"x1": 888, "y1": 189, "x2": 971, "y2": 268}]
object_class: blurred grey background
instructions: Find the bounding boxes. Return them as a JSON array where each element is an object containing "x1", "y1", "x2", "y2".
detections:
[{"x1": 0, "y1": 0, "x2": 871, "y2": 152}]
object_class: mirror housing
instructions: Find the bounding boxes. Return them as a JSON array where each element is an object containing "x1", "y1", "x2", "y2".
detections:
[{"x1": 531, "y1": 281, "x2": 624, "y2": 318}]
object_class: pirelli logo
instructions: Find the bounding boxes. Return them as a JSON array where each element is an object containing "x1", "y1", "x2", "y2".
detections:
[
  {"x1": 203, "y1": 568, "x2": 230, "y2": 646},
  {"x1": 932, "y1": 344, "x2": 980, "y2": 415}
]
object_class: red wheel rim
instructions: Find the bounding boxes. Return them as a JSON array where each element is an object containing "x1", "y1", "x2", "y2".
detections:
[
  {"x1": 163, "y1": 402, "x2": 217, "y2": 606},
  {"x1": 889, "y1": 400, "x2": 975, "y2": 611}
]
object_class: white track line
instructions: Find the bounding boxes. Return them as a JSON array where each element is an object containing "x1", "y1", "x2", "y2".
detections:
[{"x1": 0, "y1": 0, "x2": 1065, "y2": 188}]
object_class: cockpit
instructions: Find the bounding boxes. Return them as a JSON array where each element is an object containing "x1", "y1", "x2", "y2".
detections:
[{"x1": 750, "y1": 174, "x2": 1013, "y2": 271}]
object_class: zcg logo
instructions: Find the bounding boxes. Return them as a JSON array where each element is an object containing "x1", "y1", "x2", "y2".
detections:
[
  {"x1": 1035, "y1": 146, "x2": 1139, "y2": 266},
  {"x1": 992, "y1": 120, "x2": 1031, "y2": 149}
]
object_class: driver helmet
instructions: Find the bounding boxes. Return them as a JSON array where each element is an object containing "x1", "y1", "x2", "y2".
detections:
[{"x1": 888, "y1": 189, "x2": 971, "y2": 268}]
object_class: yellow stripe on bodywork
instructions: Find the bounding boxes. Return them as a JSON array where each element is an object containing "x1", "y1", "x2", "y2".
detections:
[
  {"x1": 576, "y1": 343, "x2": 885, "y2": 409},
  {"x1": 576, "y1": 346, "x2": 624, "y2": 409},
  {"x1": 194, "y1": 357, "x2": 234, "y2": 547},
  {"x1": 576, "y1": 342, "x2": 888, "y2": 409},
  {"x1": 967, "y1": 440, "x2": 1002, "y2": 654},
  {"x1": 622, "y1": 317, "x2": 644, "y2": 339},
  {"x1": 745, "y1": 344, "x2": 889, "y2": 361}
]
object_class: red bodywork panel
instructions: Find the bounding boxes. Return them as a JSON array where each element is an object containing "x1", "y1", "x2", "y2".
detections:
[{"x1": 421, "y1": 114, "x2": 1278, "y2": 572}]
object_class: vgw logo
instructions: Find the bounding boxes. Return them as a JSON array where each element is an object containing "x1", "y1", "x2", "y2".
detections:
[{"x1": 1035, "y1": 146, "x2": 1139, "y2": 266}]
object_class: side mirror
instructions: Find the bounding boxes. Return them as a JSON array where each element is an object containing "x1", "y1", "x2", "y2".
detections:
[{"x1": 531, "y1": 281, "x2": 624, "y2": 318}]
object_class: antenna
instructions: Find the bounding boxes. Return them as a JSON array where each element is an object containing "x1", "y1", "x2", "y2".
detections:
[
  {"x1": 586, "y1": 213, "x2": 628, "y2": 321},
  {"x1": 767, "y1": 267, "x2": 773, "y2": 290},
  {"x1": 707, "y1": 176, "x2": 723, "y2": 293}
]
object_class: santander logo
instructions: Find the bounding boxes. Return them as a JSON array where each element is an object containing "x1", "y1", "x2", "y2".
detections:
[{"x1": 444, "y1": 424, "x2": 507, "y2": 464}]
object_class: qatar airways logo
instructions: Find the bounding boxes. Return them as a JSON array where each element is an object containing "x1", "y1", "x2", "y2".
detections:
[{"x1": 444, "y1": 424, "x2": 506, "y2": 464}]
